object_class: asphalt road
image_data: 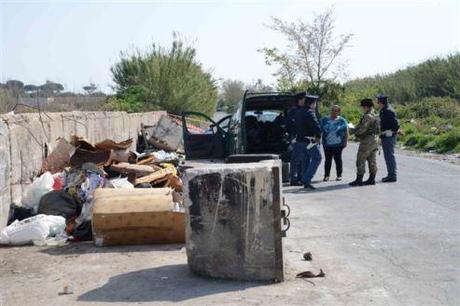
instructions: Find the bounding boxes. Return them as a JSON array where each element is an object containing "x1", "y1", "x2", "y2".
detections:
[
  {"x1": 282, "y1": 143, "x2": 460, "y2": 305},
  {"x1": 0, "y1": 144, "x2": 458, "y2": 305}
]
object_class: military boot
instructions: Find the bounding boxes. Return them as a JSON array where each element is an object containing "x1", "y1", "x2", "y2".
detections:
[
  {"x1": 349, "y1": 175, "x2": 364, "y2": 187},
  {"x1": 363, "y1": 174, "x2": 376, "y2": 185}
]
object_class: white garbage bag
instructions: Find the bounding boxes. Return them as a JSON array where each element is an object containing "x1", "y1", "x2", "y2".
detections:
[
  {"x1": 21, "y1": 172, "x2": 54, "y2": 213},
  {"x1": 0, "y1": 214, "x2": 66, "y2": 245}
]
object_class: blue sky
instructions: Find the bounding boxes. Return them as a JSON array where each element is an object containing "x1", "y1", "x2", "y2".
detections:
[{"x1": 1, "y1": 0, "x2": 459, "y2": 93}]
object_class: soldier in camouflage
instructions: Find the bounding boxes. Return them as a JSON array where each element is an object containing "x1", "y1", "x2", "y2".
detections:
[{"x1": 349, "y1": 98, "x2": 380, "y2": 187}]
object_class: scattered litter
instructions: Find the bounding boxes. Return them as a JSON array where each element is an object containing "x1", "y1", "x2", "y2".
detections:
[
  {"x1": 70, "y1": 148, "x2": 111, "y2": 167},
  {"x1": 296, "y1": 269, "x2": 325, "y2": 278},
  {"x1": 38, "y1": 190, "x2": 80, "y2": 220},
  {"x1": 41, "y1": 138, "x2": 75, "y2": 174},
  {"x1": 152, "y1": 150, "x2": 180, "y2": 163},
  {"x1": 160, "y1": 276, "x2": 169, "y2": 280},
  {"x1": 94, "y1": 138, "x2": 133, "y2": 151},
  {"x1": 108, "y1": 177, "x2": 134, "y2": 189},
  {"x1": 7, "y1": 204, "x2": 33, "y2": 225},
  {"x1": 92, "y1": 188, "x2": 185, "y2": 246},
  {"x1": 59, "y1": 282, "x2": 74, "y2": 295},
  {"x1": 303, "y1": 252, "x2": 312, "y2": 261},
  {"x1": 21, "y1": 172, "x2": 54, "y2": 213},
  {"x1": 110, "y1": 162, "x2": 157, "y2": 177},
  {"x1": 0, "y1": 215, "x2": 65, "y2": 245},
  {"x1": 6, "y1": 133, "x2": 185, "y2": 248},
  {"x1": 142, "y1": 115, "x2": 183, "y2": 152},
  {"x1": 134, "y1": 167, "x2": 174, "y2": 185}
]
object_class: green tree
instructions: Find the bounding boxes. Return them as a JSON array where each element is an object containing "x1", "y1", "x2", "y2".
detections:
[
  {"x1": 218, "y1": 79, "x2": 245, "y2": 112},
  {"x1": 39, "y1": 81, "x2": 64, "y2": 96},
  {"x1": 83, "y1": 83, "x2": 98, "y2": 95},
  {"x1": 260, "y1": 7, "x2": 352, "y2": 94},
  {"x1": 111, "y1": 34, "x2": 218, "y2": 116}
]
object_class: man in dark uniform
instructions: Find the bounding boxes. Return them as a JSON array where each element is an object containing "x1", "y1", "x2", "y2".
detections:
[
  {"x1": 377, "y1": 94, "x2": 400, "y2": 182},
  {"x1": 288, "y1": 92, "x2": 306, "y2": 186},
  {"x1": 294, "y1": 94, "x2": 322, "y2": 190}
]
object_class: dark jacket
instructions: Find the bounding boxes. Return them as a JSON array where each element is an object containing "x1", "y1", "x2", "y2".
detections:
[
  {"x1": 379, "y1": 104, "x2": 400, "y2": 134},
  {"x1": 294, "y1": 107, "x2": 321, "y2": 142},
  {"x1": 287, "y1": 106, "x2": 299, "y2": 136}
]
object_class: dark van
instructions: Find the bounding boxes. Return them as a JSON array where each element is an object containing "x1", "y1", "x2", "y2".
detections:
[{"x1": 181, "y1": 91, "x2": 297, "y2": 168}]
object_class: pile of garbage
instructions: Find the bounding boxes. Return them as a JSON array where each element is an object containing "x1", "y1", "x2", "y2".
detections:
[{"x1": 1, "y1": 135, "x2": 184, "y2": 246}]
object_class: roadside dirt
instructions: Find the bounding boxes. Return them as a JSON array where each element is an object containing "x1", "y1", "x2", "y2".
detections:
[{"x1": 0, "y1": 243, "x2": 318, "y2": 306}]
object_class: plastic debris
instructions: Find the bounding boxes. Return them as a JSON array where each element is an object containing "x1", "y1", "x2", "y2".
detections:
[
  {"x1": 21, "y1": 172, "x2": 54, "y2": 213},
  {"x1": 0, "y1": 215, "x2": 65, "y2": 245},
  {"x1": 7, "y1": 134, "x2": 185, "y2": 247},
  {"x1": 108, "y1": 177, "x2": 134, "y2": 189}
]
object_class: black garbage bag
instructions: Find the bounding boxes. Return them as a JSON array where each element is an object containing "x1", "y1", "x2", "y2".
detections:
[
  {"x1": 7, "y1": 204, "x2": 34, "y2": 225},
  {"x1": 73, "y1": 221, "x2": 93, "y2": 241},
  {"x1": 38, "y1": 190, "x2": 81, "y2": 220}
]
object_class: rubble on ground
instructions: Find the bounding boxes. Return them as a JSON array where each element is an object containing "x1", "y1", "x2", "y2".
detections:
[{"x1": 2, "y1": 133, "x2": 185, "y2": 247}]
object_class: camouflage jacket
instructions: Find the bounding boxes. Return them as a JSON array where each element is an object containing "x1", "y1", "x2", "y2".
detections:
[{"x1": 354, "y1": 113, "x2": 380, "y2": 146}]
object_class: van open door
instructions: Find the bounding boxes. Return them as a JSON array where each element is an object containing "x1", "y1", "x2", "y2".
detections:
[{"x1": 181, "y1": 112, "x2": 231, "y2": 159}]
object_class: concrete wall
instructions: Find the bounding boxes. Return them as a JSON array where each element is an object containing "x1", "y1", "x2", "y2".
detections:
[{"x1": 0, "y1": 111, "x2": 166, "y2": 229}]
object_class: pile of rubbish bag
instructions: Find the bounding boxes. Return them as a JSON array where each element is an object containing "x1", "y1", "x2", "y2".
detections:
[{"x1": 2, "y1": 135, "x2": 184, "y2": 246}]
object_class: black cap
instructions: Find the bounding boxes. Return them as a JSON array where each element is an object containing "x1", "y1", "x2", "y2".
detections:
[
  {"x1": 360, "y1": 98, "x2": 373, "y2": 107},
  {"x1": 376, "y1": 94, "x2": 388, "y2": 104}
]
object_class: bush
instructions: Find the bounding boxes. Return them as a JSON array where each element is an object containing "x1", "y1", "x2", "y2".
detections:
[
  {"x1": 434, "y1": 128, "x2": 460, "y2": 153},
  {"x1": 111, "y1": 35, "x2": 218, "y2": 116}
]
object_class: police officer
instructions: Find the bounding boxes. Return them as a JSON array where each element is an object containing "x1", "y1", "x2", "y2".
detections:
[
  {"x1": 377, "y1": 94, "x2": 400, "y2": 182},
  {"x1": 294, "y1": 94, "x2": 322, "y2": 190},
  {"x1": 288, "y1": 92, "x2": 306, "y2": 186},
  {"x1": 350, "y1": 98, "x2": 380, "y2": 186}
]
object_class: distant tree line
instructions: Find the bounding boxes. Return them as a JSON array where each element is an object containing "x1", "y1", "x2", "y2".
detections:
[
  {"x1": 0, "y1": 80, "x2": 106, "y2": 113},
  {"x1": 217, "y1": 79, "x2": 274, "y2": 113}
]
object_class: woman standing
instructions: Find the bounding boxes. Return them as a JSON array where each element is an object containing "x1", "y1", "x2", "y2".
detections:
[{"x1": 320, "y1": 105, "x2": 349, "y2": 181}]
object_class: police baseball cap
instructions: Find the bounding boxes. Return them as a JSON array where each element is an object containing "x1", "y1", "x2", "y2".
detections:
[
  {"x1": 305, "y1": 94, "x2": 319, "y2": 105},
  {"x1": 376, "y1": 94, "x2": 388, "y2": 104}
]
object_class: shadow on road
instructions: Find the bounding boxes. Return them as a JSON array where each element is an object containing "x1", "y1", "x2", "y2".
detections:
[
  {"x1": 284, "y1": 183, "x2": 351, "y2": 194},
  {"x1": 78, "y1": 264, "x2": 268, "y2": 303},
  {"x1": 39, "y1": 242, "x2": 184, "y2": 256}
]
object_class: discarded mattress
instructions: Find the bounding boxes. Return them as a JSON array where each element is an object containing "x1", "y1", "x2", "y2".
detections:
[{"x1": 92, "y1": 188, "x2": 185, "y2": 246}]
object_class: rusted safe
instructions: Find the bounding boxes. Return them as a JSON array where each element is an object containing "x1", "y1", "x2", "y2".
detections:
[{"x1": 183, "y1": 160, "x2": 288, "y2": 282}]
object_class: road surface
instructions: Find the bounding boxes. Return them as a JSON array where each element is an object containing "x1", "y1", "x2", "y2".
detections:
[
  {"x1": 282, "y1": 143, "x2": 460, "y2": 305},
  {"x1": 0, "y1": 144, "x2": 459, "y2": 305}
]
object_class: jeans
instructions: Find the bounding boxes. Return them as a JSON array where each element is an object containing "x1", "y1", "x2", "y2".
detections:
[
  {"x1": 382, "y1": 136, "x2": 397, "y2": 178},
  {"x1": 290, "y1": 142, "x2": 306, "y2": 182},
  {"x1": 302, "y1": 144, "x2": 322, "y2": 185},
  {"x1": 323, "y1": 146, "x2": 344, "y2": 177}
]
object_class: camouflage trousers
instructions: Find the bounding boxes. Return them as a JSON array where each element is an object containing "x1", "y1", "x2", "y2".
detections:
[{"x1": 356, "y1": 143, "x2": 378, "y2": 176}]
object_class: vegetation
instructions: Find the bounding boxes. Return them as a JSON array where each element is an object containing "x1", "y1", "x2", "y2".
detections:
[
  {"x1": 217, "y1": 79, "x2": 245, "y2": 113},
  {"x1": 109, "y1": 35, "x2": 218, "y2": 116},
  {"x1": 257, "y1": 7, "x2": 460, "y2": 154},
  {"x1": 0, "y1": 80, "x2": 106, "y2": 113},
  {"x1": 328, "y1": 55, "x2": 460, "y2": 153},
  {"x1": 217, "y1": 79, "x2": 273, "y2": 113},
  {"x1": 260, "y1": 7, "x2": 352, "y2": 95}
]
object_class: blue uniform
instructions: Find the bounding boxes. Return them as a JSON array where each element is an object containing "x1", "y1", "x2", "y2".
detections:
[
  {"x1": 379, "y1": 104, "x2": 399, "y2": 179},
  {"x1": 294, "y1": 107, "x2": 322, "y2": 185},
  {"x1": 288, "y1": 106, "x2": 303, "y2": 183}
]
